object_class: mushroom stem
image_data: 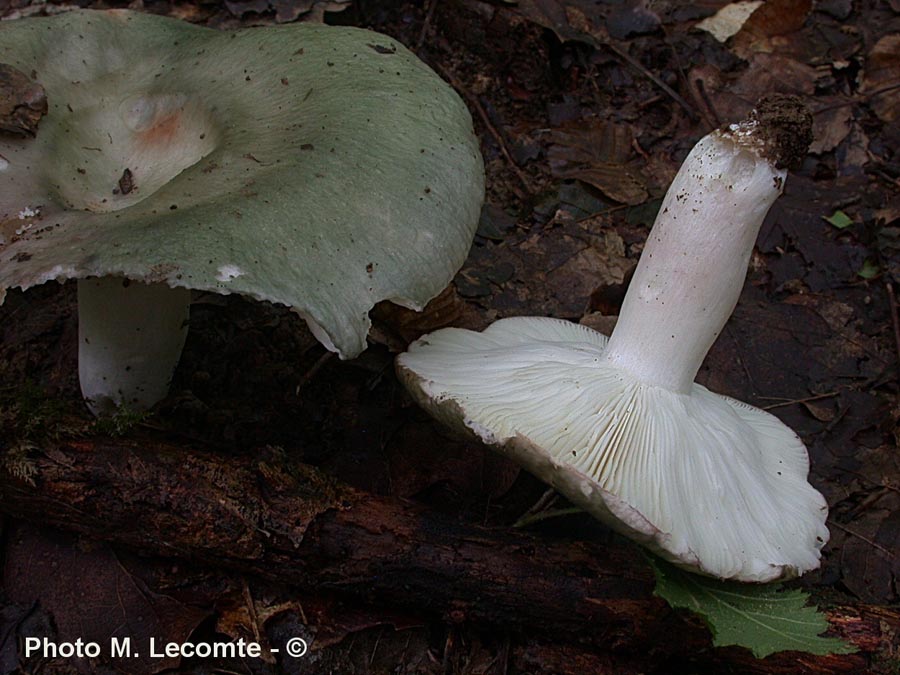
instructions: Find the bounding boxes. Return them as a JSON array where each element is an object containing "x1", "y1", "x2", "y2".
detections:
[
  {"x1": 77, "y1": 277, "x2": 190, "y2": 416},
  {"x1": 395, "y1": 97, "x2": 823, "y2": 581},
  {"x1": 603, "y1": 122, "x2": 785, "y2": 393}
]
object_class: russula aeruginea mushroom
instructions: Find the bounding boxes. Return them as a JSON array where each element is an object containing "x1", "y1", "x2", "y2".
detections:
[
  {"x1": 0, "y1": 9, "x2": 484, "y2": 415},
  {"x1": 397, "y1": 97, "x2": 829, "y2": 582}
]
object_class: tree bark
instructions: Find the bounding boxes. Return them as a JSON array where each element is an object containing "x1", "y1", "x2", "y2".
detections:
[{"x1": 0, "y1": 437, "x2": 892, "y2": 673}]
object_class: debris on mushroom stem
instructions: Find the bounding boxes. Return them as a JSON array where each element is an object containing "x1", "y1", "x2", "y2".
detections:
[
  {"x1": 601, "y1": 97, "x2": 812, "y2": 394},
  {"x1": 730, "y1": 94, "x2": 813, "y2": 170}
]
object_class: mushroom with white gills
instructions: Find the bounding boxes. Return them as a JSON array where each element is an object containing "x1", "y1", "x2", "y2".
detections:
[
  {"x1": 0, "y1": 9, "x2": 484, "y2": 416},
  {"x1": 397, "y1": 96, "x2": 829, "y2": 583}
]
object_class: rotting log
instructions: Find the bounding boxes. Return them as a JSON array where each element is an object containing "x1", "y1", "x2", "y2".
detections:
[{"x1": 0, "y1": 437, "x2": 893, "y2": 673}]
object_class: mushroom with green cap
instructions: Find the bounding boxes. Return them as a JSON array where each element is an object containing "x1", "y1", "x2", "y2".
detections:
[
  {"x1": 0, "y1": 9, "x2": 484, "y2": 415},
  {"x1": 397, "y1": 97, "x2": 828, "y2": 583}
]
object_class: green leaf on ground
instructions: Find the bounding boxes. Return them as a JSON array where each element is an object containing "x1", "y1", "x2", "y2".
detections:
[
  {"x1": 649, "y1": 557, "x2": 856, "y2": 658},
  {"x1": 858, "y1": 259, "x2": 880, "y2": 279},
  {"x1": 823, "y1": 210, "x2": 853, "y2": 229}
]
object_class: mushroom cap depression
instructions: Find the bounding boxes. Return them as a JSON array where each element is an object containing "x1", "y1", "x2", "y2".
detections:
[{"x1": 0, "y1": 9, "x2": 484, "y2": 358}]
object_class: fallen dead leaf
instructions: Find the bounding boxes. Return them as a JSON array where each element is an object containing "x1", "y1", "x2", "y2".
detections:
[
  {"x1": 690, "y1": 54, "x2": 816, "y2": 123},
  {"x1": 370, "y1": 284, "x2": 488, "y2": 349},
  {"x1": 215, "y1": 588, "x2": 298, "y2": 664},
  {"x1": 300, "y1": 596, "x2": 424, "y2": 650},
  {"x1": 876, "y1": 225, "x2": 900, "y2": 284},
  {"x1": 862, "y1": 34, "x2": 900, "y2": 123},
  {"x1": 548, "y1": 120, "x2": 648, "y2": 205},
  {"x1": 732, "y1": 52, "x2": 816, "y2": 101},
  {"x1": 606, "y1": 0, "x2": 660, "y2": 39},
  {"x1": 695, "y1": 0, "x2": 763, "y2": 43},
  {"x1": 837, "y1": 498, "x2": 899, "y2": 604},
  {"x1": 0, "y1": 599, "x2": 38, "y2": 675},
  {"x1": 875, "y1": 198, "x2": 900, "y2": 226},
  {"x1": 0, "y1": 64, "x2": 47, "y2": 137},
  {"x1": 4, "y1": 525, "x2": 208, "y2": 675},
  {"x1": 506, "y1": 0, "x2": 610, "y2": 45},
  {"x1": 546, "y1": 232, "x2": 633, "y2": 312},
  {"x1": 837, "y1": 124, "x2": 869, "y2": 174},
  {"x1": 731, "y1": 0, "x2": 813, "y2": 57},
  {"x1": 224, "y1": 0, "x2": 349, "y2": 23},
  {"x1": 810, "y1": 99, "x2": 853, "y2": 154},
  {"x1": 701, "y1": 288, "x2": 886, "y2": 446},
  {"x1": 803, "y1": 399, "x2": 837, "y2": 422}
]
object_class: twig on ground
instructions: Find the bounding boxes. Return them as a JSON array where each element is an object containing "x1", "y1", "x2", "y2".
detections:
[
  {"x1": 660, "y1": 28, "x2": 716, "y2": 130},
  {"x1": 693, "y1": 77, "x2": 721, "y2": 128},
  {"x1": 295, "y1": 351, "x2": 334, "y2": 393},
  {"x1": 820, "y1": 403, "x2": 849, "y2": 436},
  {"x1": 760, "y1": 391, "x2": 839, "y2": 411},
  {"x1": 416, "y1": 0, "x2": 438, "y2": 52},
  {"x1": 830, "y1": 521, "x2": 896, "y2": 558},
  {"x1": 513, "y1": 507, "x2": 583, "y2": 529},
  {"x1": 433, "y1": 63, "x2": 534, "y2": 197},
  {"x1": 812, "y1": 83, "x2": 900, "y2": 115},
  {"x1": 603, "y1": 42, "x2": 698, "y2": 122},
  {"x1": 834, "y1": 467, "x2": 900, "y2": 495}
]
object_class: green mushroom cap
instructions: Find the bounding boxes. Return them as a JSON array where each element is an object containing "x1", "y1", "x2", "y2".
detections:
[{"x1": 0, "y1": 9, "x2": 484, "y2": 359}]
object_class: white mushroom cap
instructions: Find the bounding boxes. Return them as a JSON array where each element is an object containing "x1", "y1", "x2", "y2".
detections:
[
  {"x1": 398, "y1": 317, "x2": 828, "y2": 582},
  {"x1": 397, "y1": 98, "x2": 829, "y2": 582}
]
